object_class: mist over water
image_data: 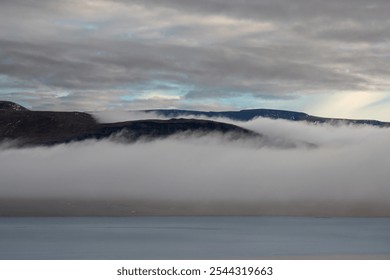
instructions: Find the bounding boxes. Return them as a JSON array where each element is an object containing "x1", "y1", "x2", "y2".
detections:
[{"x1": 1, "y1": 116, "x2": 390, "y2": 216}]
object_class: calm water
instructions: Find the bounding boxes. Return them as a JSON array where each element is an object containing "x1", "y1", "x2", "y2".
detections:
[{"x1": 0, "y1": 216, "x2": 389, "y2": 259}]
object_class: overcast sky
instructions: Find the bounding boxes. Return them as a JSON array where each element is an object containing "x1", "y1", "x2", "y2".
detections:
[{"x1": 1, "y1": 0, "x2": 390, "y2": 120}]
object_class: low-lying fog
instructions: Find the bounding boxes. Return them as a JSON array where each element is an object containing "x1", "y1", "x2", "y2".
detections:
[{"x1": 1, "y1": 114, "x2": 390, "y2": 216}]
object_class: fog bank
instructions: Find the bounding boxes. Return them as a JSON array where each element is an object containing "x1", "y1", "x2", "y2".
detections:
[{"x1": 1, "y1": 118, "x2": 390, "y2": 216}]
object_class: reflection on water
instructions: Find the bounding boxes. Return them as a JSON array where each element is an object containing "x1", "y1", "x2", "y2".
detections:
[{"x1": 0, "y1": 216, "x2": 389, "y2": 259}]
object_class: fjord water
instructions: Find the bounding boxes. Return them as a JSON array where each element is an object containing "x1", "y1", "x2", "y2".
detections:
[{"x1": 0, "y1": 216, "x2": 389, "y2": 259}]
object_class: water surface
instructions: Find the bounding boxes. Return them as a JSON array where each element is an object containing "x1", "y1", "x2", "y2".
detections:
[{"x1": 0, "y1": 216, "x2": 389, "y2": 259}]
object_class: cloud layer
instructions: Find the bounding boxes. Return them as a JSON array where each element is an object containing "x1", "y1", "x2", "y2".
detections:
[
  {"x1": 1, "y1": 118, "x2": 389, "y2": 216},
  {"x1": 1, "y1": 0, "x2": 390, "y2": 119}
]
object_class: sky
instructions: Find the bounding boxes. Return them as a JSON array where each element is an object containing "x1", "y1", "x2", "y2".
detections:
[{"x1": 1, "y1": 0, "x2": 390, "y2": 120}]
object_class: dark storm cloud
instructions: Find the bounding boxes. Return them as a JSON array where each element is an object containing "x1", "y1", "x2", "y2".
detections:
[{"x1": 1, "y1": 0, "x2": 390, "y2": 109}]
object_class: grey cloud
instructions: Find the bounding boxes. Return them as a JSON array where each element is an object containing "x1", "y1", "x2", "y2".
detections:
[
  {"x1": 130, "y1": 0, "x2": 390, "y2": 23},
  {"x1": 1, "y1": 0, "x2": 390, "y2": 109}
]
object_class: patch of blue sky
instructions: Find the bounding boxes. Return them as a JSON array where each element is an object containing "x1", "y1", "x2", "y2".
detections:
[
  {"x1": 120, "y1": 95, "x2": 137, "y2": 102},
  {"x1": 150, "y1": 80, "x2": 192, "y2": 95},
  {"x1": 118, "y1": 80, "x2": 193, "y2": 100}
]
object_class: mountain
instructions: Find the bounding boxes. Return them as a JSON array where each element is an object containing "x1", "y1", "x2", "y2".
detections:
[
  {"x1": 3, "y1": 100, "x2": 385, "y2": 147},
  {"x1": 0, "y1": 101, "x2": 258, "y2": 147},
  {"x1": 145, "y1": 108, "x2": 390, "y2": 126},
  {"x1": 0, "y1": 101, "x2": 29, "y2": 111}
]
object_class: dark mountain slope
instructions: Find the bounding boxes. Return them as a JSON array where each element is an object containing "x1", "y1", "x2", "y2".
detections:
[
  {"x1": 0, "y1": 101, "x2": 258, "y2": 146},
  {"x1": 73, "y1": 118, "x2": 257, "y2": 143},
  {"x1": 1, "y1": 101, "x2": 98, "y2": 145},
  {"x1": 0, "y1": 101, "x2": 29, "y2": 111}
]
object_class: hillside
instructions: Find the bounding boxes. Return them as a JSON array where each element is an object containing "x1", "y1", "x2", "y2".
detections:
[{"x1": 0, "y1": 101, "x2": 258, "y2": 146}]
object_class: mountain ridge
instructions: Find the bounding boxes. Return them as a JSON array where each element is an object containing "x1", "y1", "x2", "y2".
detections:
[
  {"x1": 0, "y1": 101, "x2": 259, "y2": 147},
  {"x1": 3, "y1": 101, "x2": 388, "y2": 126},
  {"x1": 1, "y1": 101, "x2": 388, "y2": 148},
  {"x1": 144, "y1": 108, "x2": 390, "y2": 126}
]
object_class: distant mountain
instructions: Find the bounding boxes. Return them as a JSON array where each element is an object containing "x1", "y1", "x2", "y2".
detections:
[
  {"x1": 0, "y1": 101, "x2": 258, "y2": 147},
  {"x1": 3, "y1": 100, "x2": 385, "y2": 148},
  {"x1": 145, "y1": 108, "x2": 390, "y2": 127}
]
